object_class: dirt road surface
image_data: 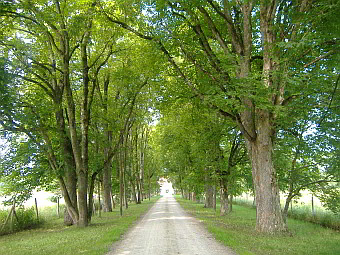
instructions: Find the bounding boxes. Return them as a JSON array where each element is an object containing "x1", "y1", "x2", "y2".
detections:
[{"x1": 107, "y1": 196, "x2": 236, "y2": 255}]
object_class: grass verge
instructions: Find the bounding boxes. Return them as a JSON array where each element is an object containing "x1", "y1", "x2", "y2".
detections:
[
  {"x1": 233, "y1": 197, "x2": 340, "y2": 230},
  {"x1": 0, "y1": 197, "x2": 159, "y2": 255},
  {"x1": 176, "y1": 196, "x2": 340, "y2": 255}
]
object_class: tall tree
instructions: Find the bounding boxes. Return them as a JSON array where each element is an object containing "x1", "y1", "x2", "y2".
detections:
[{"x1": 1, "y1": 0, "x2": 118, "y2": 226}]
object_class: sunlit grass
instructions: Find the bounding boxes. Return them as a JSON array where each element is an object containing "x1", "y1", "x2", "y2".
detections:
[
  {"x1": 0, "y1": 197, "x2": 159, "y2": 255},
  {"x1": 234, "y1": 197, "x2": 340, "y2": 230},
  {"x1": 176, "y1": 196, "x2": 340, "y2": 255}
]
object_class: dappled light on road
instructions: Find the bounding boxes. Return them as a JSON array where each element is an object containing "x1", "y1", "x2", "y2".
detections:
[
  {"x1": 146, "y1": 216, "x2": 193, "y2": 221},
  {"x1": 107, "y1": 197, "x2": 236, "y2": 255}
]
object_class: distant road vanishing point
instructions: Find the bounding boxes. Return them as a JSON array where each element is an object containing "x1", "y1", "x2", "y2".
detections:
[{"x1": 107, "y1": 196, "x2": 236, "y2": 255}]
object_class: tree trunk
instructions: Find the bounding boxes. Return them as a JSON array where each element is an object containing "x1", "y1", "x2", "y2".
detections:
[
  {"x1": 282, "y1": 194, "x2": 293, "y2": 224},
  {"x1": 57, "y1": 176, "x2": 79, "y2": 224},
  {"x1": 98, "y1": 180, "x2": 101, "y2": 217},
  {"x1": 139, "y1": 128, "x2": 147, "y2": 202},
  {"x1": 119, "y1": 136, "x2": 124, "y2": 216},
  {"x1": 213, "y1": 185, "x2": 217, "y2": 210},
  {"x1": 204, "y1": 174, "x2": 214, "y2": 208},
  {"x1": 139, "y1": 150, "x2": 144, "y2": 202},
  {"x1": 148, "y1": 168, "x2": 151, "y2": 200},
  {"x1": 77, "y1": 170, "x2": 88, "y2": 227},
  {"x1": 205, "y1": 186, "x2": 214, "y2": 208},
  {"x1": 55, "y1": 97, "x2": 78, "y2": 225},
  {"x1": 136, "y1": 178, "x2": 141, "y2": 204},
  {"x1": 245, "y1": 115, "x2": 285, "y2": 232},
  {"x1": 134, "y1": 130, "x2": 142, "y2": 204},
  {"x1": 192, "y1": 192, "x2": 196, "y2": 202},
  {"x1": 220, "y1": 179, "x2": 229, "y2": 216},
  {"x1": 59, "y1": 129, "x2": 78, "y2": 225},
  {"x1": 102, "y1": 75, "x2": 113, "y2": 212},
  {"x1": 179, "y1": 174, "x2": 184, "y2": 198},
  {"x1": 123, "y1": 165, "x2": 128, "y2": 209},
  {"x1": 74, "y1": 42, "x2": 90, "y2": 227},
  {"x1": 63, "y1": 169, "x2": 78, "y2": 225},
  {"x1": 102, "y1": 160, "x2": 113, "y2": 212},
  {"x1": 119, "y1": 164, "x2": 124, "y2": 216},
  {"x1": 130, "y1": 178, "x2": 138, "y2": 204}
]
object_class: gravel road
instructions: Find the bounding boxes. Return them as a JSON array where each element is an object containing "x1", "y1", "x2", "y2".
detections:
[{"x1": 107, "y1": 196, "x2": 236, "y2": 255}]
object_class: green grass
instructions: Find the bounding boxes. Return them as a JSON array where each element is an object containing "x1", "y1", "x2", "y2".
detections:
[
  {"x1": 0, "y1": 197, "x2": 159, "y2": 255},
  {"x1": 287, "y1": 205, "x2": 340, "y2": 230},
  {"x1": 233, "y1": 197, "x2": 340, "y2": 230},
  {"x1": 176, "y1": 197, "x2": 340, "y2": 255}
]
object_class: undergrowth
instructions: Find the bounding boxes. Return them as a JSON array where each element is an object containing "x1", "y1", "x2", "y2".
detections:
[{"x1": 0, "y1": 207, "x2": 41, "y2": 235}]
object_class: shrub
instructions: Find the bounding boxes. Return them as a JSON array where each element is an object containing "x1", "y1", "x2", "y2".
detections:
[
  {"x1": 15, "y1": 207, "x2": 40, "y2": 230},
  {"x1": 0, "y1": 207, "x2": 41, "y2": 235}
]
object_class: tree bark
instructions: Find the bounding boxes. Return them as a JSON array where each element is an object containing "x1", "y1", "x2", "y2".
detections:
[
  {"x1": 282, "y1": 192, "x2": 293, "y2": 223},
  {"x1": 102, "y1": 76, "x2": 113, "y2": 212},
  {"x1": 63, "y1": 169, "x2": 77, "y2": 225},
  {"x1": 130, "y1": 178, "x2": 138, "y2": 204},
  {"x1": 220, "y1": 179, "x2": 229, "y2": 216},
  {"x1": 148, "y1": 167, "x2": 151, "y2": 200},
  {"x1": 123, "y1": 159, "x2": 129, "y2": 209},
  {"x1": 213, "y1": 185, "x2": 217, "y2": 210},
  {"x1": 245, "y1": 116, "x2": 285, "y2": 232},
  {"x1": 139, "y1": 127, "x2": 147, "y2": 202},
  {"x1": 204, "y1": 174, "x2": 214, "y2": 208},
  {"x1": 119, "y1": 136, "x2": 124, "y2": 216},
  {"x1": 139, "y1": 148, "x2": 145, "y2": 202},
  {"x1": 102, "y1": 155, "x2": 113, "y2": 212},
  {"x1": 55, "y1": 108, "x2": 78, "y2": 225},
  {"x1": 88, "y1": 172, "x2": 98, "y2": 222}
]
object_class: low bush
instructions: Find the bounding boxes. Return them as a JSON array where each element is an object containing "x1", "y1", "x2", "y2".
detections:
[{"x1": 0, "y1": 207, "x2": 41, "y2": 235}]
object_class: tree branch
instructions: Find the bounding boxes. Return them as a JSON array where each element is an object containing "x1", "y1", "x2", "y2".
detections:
[
  {"x1": 14, "y1": 74, "x2": 54, "y2": 99},
  {"x1": 318, "y1": 73, "x2": 340, "y2": 126},
  {"x1": 206, "y1": 0, "x2": 243, "y2": 54},
  {"x1": 198, "y1": 6, "x2": 230, "y2": 56},
  {"x1": 104, "y1": 13, "x2": 153, "y2": 40},
  {"x1": 303, "y1": 50, "x2": 335, "y2": 69}
]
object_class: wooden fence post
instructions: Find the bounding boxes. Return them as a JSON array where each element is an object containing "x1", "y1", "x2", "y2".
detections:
[
  {"x1": 1, "y1": 206, "x2": 13, "y2": 233},
  {"x1": 35, "y1": 198, "x2": 39, "y2": 222},
  {"x1": 57, "y1": 197, "x2": 60, "y2": 218},
  {"x1": 312, "y1": 194, "x2": 315, "y2": 217},
  {"x1": 10, "y1": 198, "x2": 16, "y2": 232},
  {"x1": 98, "y1": 181, "x2": 101, "y2": 218}
]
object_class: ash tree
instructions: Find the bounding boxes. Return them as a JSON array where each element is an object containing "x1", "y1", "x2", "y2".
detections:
[{"x1": 0, "y1": 0, "x2": 158, "y2": 227}]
